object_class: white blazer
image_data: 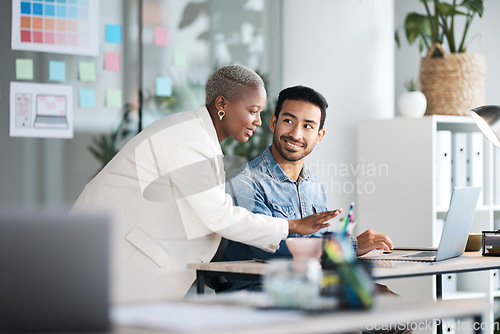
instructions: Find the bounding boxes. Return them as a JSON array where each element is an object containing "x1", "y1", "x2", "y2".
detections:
[{"x1": 72, "y1": 107, "x2": 287, "y2": 303}]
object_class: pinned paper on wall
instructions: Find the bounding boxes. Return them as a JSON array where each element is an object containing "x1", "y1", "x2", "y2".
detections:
[
  {"x1": 49, "y1": 60, "x2": 66, "y2": 81},
  {"x1": 154, "y1": 27, "x2": 168, "y2": 46},
  {"x1": 106, "y1": 89, "x2": 122, "y2": 108},
  {"x1": 78, "y1": 61, "x2": 96, "y2": 81},
  {"x1": 104, "y1": 52, "x2": 120, "y2": 71},
  {"x1": 156, "y1": 77, "x2": 172, "y2": 97},
  {"x1": 105, "y1": 24, "x2": 122, "y2": 44},
  {"x1": 9, "y1": 81, "x2": 73, "y2": 138},
  {"x1": 11, "y1": 0, "x2": 99, "y2": 56},
  {"x1": 16, "y1": 58, "x2": 34, "y2": 80},
  {"x1": 79, "y1": 89, "x2": 95, "y2": 109},
  {"x1": 174, "y1": 48, "x2": 187, "y2": 66}
]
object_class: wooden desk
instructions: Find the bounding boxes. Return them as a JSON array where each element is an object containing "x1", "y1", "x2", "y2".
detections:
[
  {"x1": 188, "y1": 252, "x2": 500, "y2": 334},
  {"x1": 113, "y1": 296, "x2": 489, "y2": 334},
  {"x1": 187, "y1": 252, "x2": 500, "y2": 296}
]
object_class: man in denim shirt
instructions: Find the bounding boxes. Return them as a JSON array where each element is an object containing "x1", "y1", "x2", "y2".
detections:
[{"x1": 221, "y1": 86, "x2": 394, "y2": 291}]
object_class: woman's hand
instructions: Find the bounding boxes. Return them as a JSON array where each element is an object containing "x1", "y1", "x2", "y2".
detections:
[{"x1": 288, "y1": 209, "x2": 342, "y2": 235}]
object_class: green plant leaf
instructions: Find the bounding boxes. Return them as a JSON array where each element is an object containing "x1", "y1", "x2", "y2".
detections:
[
  {"x1": 436, "y1": 3, "x2": 467, "y2": 17},
  {"x1": 461, "y1": 0, "x2": 484, "y2": 17},
  {"x1": 178, "y1": 1, "x2": 210, "y2": 29},
  {"x1": 404, "y1": 13, "x2": 432, "y2": 45},
  {"x1": 397, "y1": 0, "x2": 484, "y2": 54}
]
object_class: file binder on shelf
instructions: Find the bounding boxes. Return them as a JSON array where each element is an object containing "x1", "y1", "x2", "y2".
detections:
[
  {"x1": 436, "y1": 131, "x2": 452, "y2": 209},
  {"x1": 451, "y1": 132, "x2": 468, "y2": 190},
  {"x1": 495, "y1": 149, "x2": 500, "y2": 205},
  {"x1": 467, "y1": 132, "x2": 484, "y2": 205},
  {"x1": 442, "y1": 273, "x2": 457, "y2": 295}
]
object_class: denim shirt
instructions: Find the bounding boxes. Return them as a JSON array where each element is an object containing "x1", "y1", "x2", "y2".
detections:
[{"x1": 221, "y1": 146, "x2": 340, "y2": 291}]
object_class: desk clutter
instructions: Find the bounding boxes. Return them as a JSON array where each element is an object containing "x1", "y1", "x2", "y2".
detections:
[
  {"x1": 482, "y1": 231, "x2": 500, "y2": 256},
  {"x1": 263, "y1": 232, "x2": 374, "y2": 311}
]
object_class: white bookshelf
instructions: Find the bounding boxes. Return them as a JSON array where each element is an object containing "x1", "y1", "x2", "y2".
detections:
[{"x1": 357, "y1": 115, "x2": 499, "y2": 333}]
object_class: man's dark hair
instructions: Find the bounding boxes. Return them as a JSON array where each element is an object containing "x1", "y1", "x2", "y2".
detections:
[{"x1": 274, "y1": 85, "x2": 328, "y2": 130}]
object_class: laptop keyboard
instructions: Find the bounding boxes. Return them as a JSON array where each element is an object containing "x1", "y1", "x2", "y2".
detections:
[
  {"x1": 34, "y1": 116, "x2": 68, "y2": 128},
  {"x1": 402, "y1": 251, "x2": 437, "y2": 258}
]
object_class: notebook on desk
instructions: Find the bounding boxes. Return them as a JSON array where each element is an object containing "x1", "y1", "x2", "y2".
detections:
[{"x1": 361, "y1": 187, "x2": 481, "y2": 262}]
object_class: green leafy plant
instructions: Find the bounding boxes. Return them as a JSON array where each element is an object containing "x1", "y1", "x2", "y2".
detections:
[
  {"x1": 87, "y1": 102, "x2": 136, "y2": 172},
  {"x1": 395, "y1": 0, "x2": 484, "y2": 55},
  {"x1": 88, "y1": 94, "x2": 179, "y2": 173}
]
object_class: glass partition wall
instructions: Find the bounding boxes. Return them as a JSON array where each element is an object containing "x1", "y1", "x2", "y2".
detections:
[
  {"x1": 136, "y1": 0, "x2": 282, "y2": 128},
  {"x1": 0, "y1": 0, "x2": 281, "y2": 207}
]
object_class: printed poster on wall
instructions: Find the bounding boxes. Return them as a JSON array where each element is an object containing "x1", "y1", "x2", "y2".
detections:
[
  {"x1": 10, "y1": 82, "x2": 73, "y2": 138},
  {"x1": 11, "y1": 0, "x2": 99, "y2": 56}
]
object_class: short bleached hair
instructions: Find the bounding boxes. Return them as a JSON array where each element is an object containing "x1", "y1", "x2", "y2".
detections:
[{"x1": 205, "y1": 64, "x2": 264, "y2": 106}]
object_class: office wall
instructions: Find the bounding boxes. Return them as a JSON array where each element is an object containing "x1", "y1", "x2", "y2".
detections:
[
  {"x1": 394, "y1": 0, "x2": 500, "y2": 113},
  {"x1": 281, "y1": 0, "x2": 395, "y2": 213}
]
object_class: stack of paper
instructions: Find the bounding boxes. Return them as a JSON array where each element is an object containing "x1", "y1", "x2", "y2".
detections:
[{"x1": 112, "y1": 295, "x2": 300, "y2": 332}]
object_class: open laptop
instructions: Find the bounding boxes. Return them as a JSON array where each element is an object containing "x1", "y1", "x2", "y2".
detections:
[
  {"x1": 0, "y1": 210, "x2": 110, "y2": 332},
  {"x1": 361, "y1": 186, "x2": 481, "y2": 262},
  {"x1": 33, "y1": 94, "x2": 69, "y2": 129}
]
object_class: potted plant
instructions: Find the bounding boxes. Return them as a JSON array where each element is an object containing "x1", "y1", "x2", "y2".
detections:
[
  {"x1": 395, "y1": 0, "x2": 486, "y2": 116},
  {"x1": 397, "y1": 78, "x2": 427, "y2": 118}
]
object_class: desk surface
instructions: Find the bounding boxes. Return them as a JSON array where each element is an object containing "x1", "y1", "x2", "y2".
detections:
[
  {"x1": 113, "y1": 296, "x2": 489, "y2": 334},
  {"x1": 187, "y1": 251, "x2": 500, "y2": 280}
]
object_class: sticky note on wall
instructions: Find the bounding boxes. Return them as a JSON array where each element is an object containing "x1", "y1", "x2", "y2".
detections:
[
  {"x1": 154, "y1": 27, "x2": 168, "y2": 46},
  {"x1": 78, "y1": 62, "x2": 96, "y2": 81},
  {"x1": 106, "y1": 89, "x2": 122, "y2": 108},
  {"x1": 104, "y1": 52, "x2": 121, "y2": 71},
  {"x1": 174, "y1": 48, "x2": 187, "y2": 66},
  {"x1": 106, "y1": 24, "x2": 122, "y2": 44},
  {"x1": 49, "y1": 61, "x2": 66, "y2": 82},
  {"x1": 156, "y1": 77, "x2": 172, "y2": 97},
  {"x1": 79, "y1": 89, "x2": 95, "y2": 108},
  {"x1": 16, "y1": 58, "x2": 34, "y2": 80}
]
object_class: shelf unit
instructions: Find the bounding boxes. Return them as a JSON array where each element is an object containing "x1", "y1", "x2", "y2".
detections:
[{"x1": 357, "y1": 116, "x2": 499, "y2": 333}]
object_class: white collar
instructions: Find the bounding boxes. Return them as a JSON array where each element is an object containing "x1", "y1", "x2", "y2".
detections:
[{"x1": 195, "y1": 106, "x2": 223, "y2": 156}]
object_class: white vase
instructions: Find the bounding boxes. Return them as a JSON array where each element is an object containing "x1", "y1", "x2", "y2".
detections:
[{"x1": 397, "y1": 91, "x2": 427, "y2": 118}]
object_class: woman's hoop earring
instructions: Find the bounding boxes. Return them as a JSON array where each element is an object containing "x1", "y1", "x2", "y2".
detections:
[{"x1": 218, "y1": 110, "x2": 225, "y2": 120}]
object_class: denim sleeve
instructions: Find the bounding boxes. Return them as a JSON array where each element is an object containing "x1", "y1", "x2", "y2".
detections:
[
  {"x1": 225, "y1": 172, "x2": 288, "y2": 259},
  {"x1": 226, "y1": 172, "x2": 273, "y2": 217},
  {"x1": 351, "y1": 237, "x2": 358, "y2": 256}
]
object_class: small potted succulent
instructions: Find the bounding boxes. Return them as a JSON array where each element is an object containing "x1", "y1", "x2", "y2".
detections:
[{"x1": 397, "y1": 78, "x2": 427, "y2": 118}]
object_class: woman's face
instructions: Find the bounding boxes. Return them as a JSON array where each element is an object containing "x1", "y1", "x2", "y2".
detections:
[{"x1": 222, "y1": 84, "x2": 267, "y2": 143}]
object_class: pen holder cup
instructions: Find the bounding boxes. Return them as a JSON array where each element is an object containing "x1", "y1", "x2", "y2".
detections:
[
  {"x1": 482, "y1": 231, "x2": 500, "y2": 256},
  {"x1": 320, "y1": 233, "x2": 374, "y2": 309},
  {"x1": 321, "y1": 261, "x2": 374, "y2": 309}
]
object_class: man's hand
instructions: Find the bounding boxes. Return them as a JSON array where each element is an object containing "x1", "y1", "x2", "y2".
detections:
[
  {"x1": 374, "y1": 283, "x2": 400, "y2": 296},
  {"x1": 356, "y1": 229, "x2": 393, "y2": 256},
  {"x1": 288, "y1": 209, "x2": 342, "y2": 235}
]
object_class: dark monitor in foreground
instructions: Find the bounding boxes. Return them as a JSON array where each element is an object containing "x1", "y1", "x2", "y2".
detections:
[{"x1": 0, "y1": 210, "x2": 110, "y2": 332}]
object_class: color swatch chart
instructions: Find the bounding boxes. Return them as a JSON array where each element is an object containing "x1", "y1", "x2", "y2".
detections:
[{"x1": 11, "y1": 0, "x2": 99, "y2": 56}]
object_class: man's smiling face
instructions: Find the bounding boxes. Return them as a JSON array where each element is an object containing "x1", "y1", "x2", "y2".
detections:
[{"x1": 270, "y1": 99, "x2": 325, "y2": 163}]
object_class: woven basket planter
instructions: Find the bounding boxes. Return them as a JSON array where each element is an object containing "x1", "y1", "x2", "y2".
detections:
[{"x1": 419, "y1": 43, "x2": 486, "y2": 117}]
